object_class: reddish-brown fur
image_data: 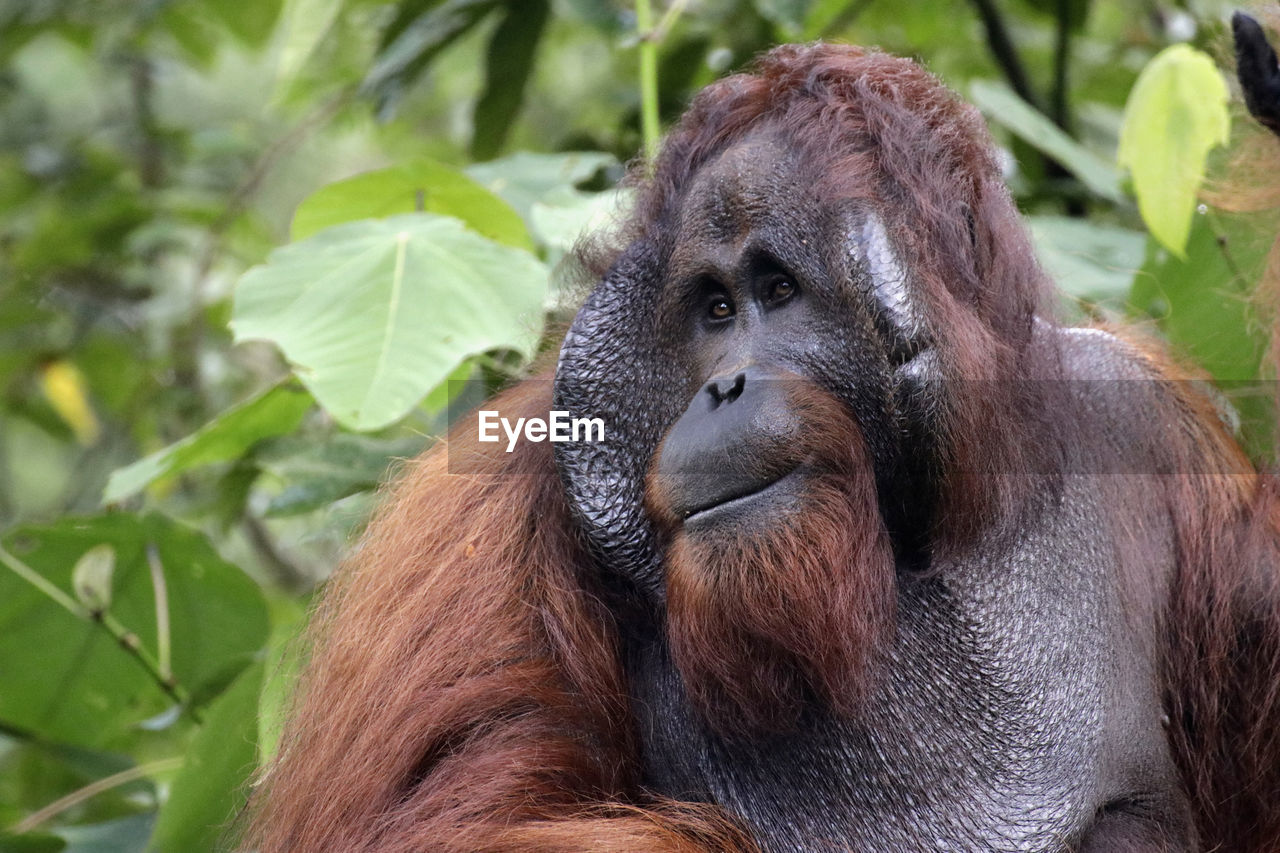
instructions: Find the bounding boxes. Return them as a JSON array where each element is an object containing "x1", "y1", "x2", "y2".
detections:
[
  {"x1": 647, "y1": 379, "x2": 895, "y2": 734},
  {"x1": 244, "y1": 381, "x2": 759, "y2": 851},
  {"x1": 1141, "y1": 346, "x2": 1280, "y2": 851},
  {"x1": 246, "y1": 44, "x2": 1280, "y2": 852},
  {"x1": 591, "y1": 44, "x2": 1059, "y2": 551}
]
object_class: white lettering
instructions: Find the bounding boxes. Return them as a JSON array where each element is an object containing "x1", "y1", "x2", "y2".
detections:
[
  {"x1": 478, "y1": 410, "x2": 500, "y2": 442},
  {"x1": 549, "y1": 410, "x2": 571, "y2": 441},
  {"x1": 501, "y1": 417, "x2": 525, "y2": 453},
  {"x1": 572, "y1": 416, "x2": 605, "y2": 442},
  {"x1": 479, "y1": 411, "x2": 606, "y2": 451}
]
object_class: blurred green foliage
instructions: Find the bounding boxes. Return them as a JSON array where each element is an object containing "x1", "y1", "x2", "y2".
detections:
[{"x1": 0, "y1": 0, "x2": 1276, "y2": 849}]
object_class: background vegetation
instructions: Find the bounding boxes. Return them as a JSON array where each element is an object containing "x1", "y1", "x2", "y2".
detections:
[{"x1": 0, "y1": 0, "x2": 1276, "y2": 849}]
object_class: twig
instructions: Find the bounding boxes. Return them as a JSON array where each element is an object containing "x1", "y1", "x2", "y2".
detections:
[
  {"x1": 650, "y1": 0, "x2": 689, "y2": 43},
  {"x1": 181, "y1": 90, "x2": 353, "y2": 410},
  {"x1": 0, "y1": 543, "x2": 200, "y2": 721},
  {"x1": 967, "y1": 0, "x2": 1042, "y2": 110},
  {"x1": 129, "y1": 54, "x2": 164, "y2": 188},
  {"x1": 1206, "y1": 210, "x2": 1246, "y2": 286},
  {"x1": 243, "y1": 515, "x2": 309, "y2": 593},
  {"x1": 11, "y1": 757, "x2": 184, "y2": 834},
  {"x1": 1050, "y1": 0, "x2": 1074, "y2": 134},
  {"x1": 0, "y1": 543, "x2": 83, "y2": 618},
  {"x1": 814, "y1": 0, "x2": 875, "y2": 38}
]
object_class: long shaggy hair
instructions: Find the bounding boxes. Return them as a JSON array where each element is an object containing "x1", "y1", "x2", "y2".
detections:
[
  {"x1": 243, "y1": 380, "x2": 759, "y2": 851},
  {"x1": 582, "y1": 44, "x2": 1061, "y2": 549},
  {"x1": 647, "y1": 380, "x2": 895, "y2": 735},
  {"x1": 244, "y1": 44, "x2": 1280, "y2": 853}
]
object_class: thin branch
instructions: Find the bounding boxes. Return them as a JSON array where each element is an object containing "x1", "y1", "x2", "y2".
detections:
[
  {"x1": 243, "y1": 515, "x2": 308, "y2": 593},
  {"x1": 967, "y1": 0, "x2": 1042, "y2": 110},
  {"x1": 96, "y1": 609, "x2": 192, "y2": 711},
  {"x1": 0, "y1": 543, "x2": 84, "y2": 618},
  {"x1": 129, "y1": 54, "x2": 164, "y2": 188},
  {"x1": 180, "y1": 90, "x2": 353, "y2": 411},
  {"x1": 11, "y1": 757, "x2": 184, "y2": 834},
  {"x1": 199, "y1": 89, "x2": 353, "y2": 267},
  {"x1": 1050, "y1": 0, "x2": 1074, "y2": 133},
  {"x1": 1206, "y1": 210, "x2": 1246, "y2": 286},
  {"x1": 651, "y1": 0, "x2": 689, "y2": 43},
  {"x1": 0, "y1": 543, "x2": 199, "y2": 721}
]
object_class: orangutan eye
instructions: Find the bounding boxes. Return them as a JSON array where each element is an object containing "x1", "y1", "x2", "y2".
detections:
[
  {"x1": 707, "y1": 295, "x2": 735, "y2": 321},
  {"x1": 768, "y1": 279, "x2": 796, "y2": 303}
]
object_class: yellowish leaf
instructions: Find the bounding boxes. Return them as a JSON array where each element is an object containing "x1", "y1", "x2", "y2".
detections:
[
  {"x1": 40, "y1": 360, "x2": 100, "y2": 445},
  {"x1": 1118, "y1": 44, "x2": 1229, "y2": 258}
]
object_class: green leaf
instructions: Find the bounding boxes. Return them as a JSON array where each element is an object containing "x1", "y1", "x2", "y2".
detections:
[
  {"x1": 471, "y1": 0, "x2": 550, "y2": 161},
  {"x1": 364, "y1": 0, "x2": 501, "y2": 105},
  {"x1": 970, "y1": 79, "x2": 1125, "y2": 203},
  {"x1": 754, "y1": 0, "x2": 810, "y2": 35},
  {"x1": 207, "y1": 0, "x2": 282, "y2": 48},
  {"x1": 0, "y1": 834, "x2": 65, "y2": 853},
  {"x1": 465, "y1": 151, "x2": 617, "y2": 223},
  {"x1": 1129, "y1": 210, "x2": 1267, "y2": 380},
  {"x1": 103, "y1": 385, "x2": 312, "y2": 504},
  {"x1": 273, "y1": 0, "x2": 343, "y2": 86},
  {"x1": 57, "y1": 815, "x2": 153, "y2": 853},
  {"x1": 256, "y1": 604, "x2": 306, "y2": 763},
  {"x1": 0, "y1": 514, "x2": 269, "y2": 749},
  {"x1": 257, "y1": 433, "x2": 426, "y2": 517},
  {"x1": 803, "y1": 0, "x2": 852, "y2": 37},
  {"x1": 378, "y1": 0, "x2": 450, "y2": 49},
  {"x1": 232, "y1": 214, "x2": 548, "y2": 431},
  {"x1": 1129, "y1": 210, "x2": 1271, "y2": 456},
  {"x1": 71, "y1": 544, "x2": 115, "y2": 614},
  {"x1": 149, "y1": 662, "x2": 263, "y2": 853},
  {"x1": 291, "y1": 160, "x2": 531, "y2": 250},
  {"x1": 158, "y1": 7, "x2": 219, "y2": 66},
  {"x1": 1026, "y1": 215, "x2": 1145, "y2": 306},
  {"x1": 558, "y1": 0, "x2": 622, "y2": 32},
  {"x1": 1118, "y1": 44, "x2": 1230, "y2": 258},
  {"x1": 529, "y1": 186, "x2": 634, "y2": 256}
]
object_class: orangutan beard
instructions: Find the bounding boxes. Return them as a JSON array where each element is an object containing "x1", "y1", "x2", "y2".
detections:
[{"x1": 649, "y1": 387, "x2": 898, "y2": 737}]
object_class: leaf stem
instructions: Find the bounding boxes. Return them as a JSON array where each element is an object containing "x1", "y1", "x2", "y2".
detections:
[
  {"x1": 11, "y1": 756, "x2": 184, "y2": 834},
  {"x1": 97, "y1": 610, "x2": 191, "y2": 709},
  {"x1": 635, "y1": 0, "x2": 660, "y2": 167},
  {"x1": 0, "y1": 542, "x2": 198, "y2": 720},
  {"x1": 0, "y1": 543, "x2": 84, "y2": 618},
  {"x1": 651, "y1": 0, "x2": 689, "y2": 43},
  {"x1": 1206, "y1": 210, "x2": 1245, "y2": 286}
]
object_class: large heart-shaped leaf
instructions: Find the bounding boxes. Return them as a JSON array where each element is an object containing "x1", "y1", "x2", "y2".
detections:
[
  {"x1": 290, "y1": 160, "x2": 531, "y2": 249},
  {"x1": 465, "y1": 151, "x2": 617, "y2": 223},
  {"x1": 232, "y1": 213, "x2": 548, "y2": 431}
]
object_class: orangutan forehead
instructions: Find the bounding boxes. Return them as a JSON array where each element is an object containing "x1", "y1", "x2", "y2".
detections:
[{"x1": 676, "y1": 134, "x2": 811, "y2": 246}]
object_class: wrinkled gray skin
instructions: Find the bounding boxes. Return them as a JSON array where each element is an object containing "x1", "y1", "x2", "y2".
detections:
[{"x1": 553, "y1": 135, "x2": 1192, "y2": 850}]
